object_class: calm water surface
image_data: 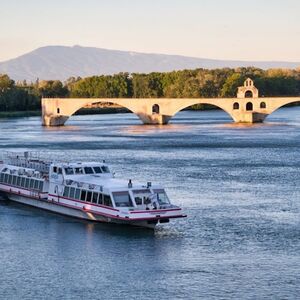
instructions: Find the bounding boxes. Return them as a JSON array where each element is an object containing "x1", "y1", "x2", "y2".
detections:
[{"x1": 0, "y1": 109, "x2": 299, "y2": 299}]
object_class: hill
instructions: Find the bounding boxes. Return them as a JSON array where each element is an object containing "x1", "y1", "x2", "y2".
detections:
[{"x1": 0, "y1": 45, "x2": 299, "y2": 81}]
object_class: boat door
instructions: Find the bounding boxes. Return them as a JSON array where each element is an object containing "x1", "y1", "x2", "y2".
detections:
[{"x1": 54, "y1": 185, "x2": 60, "y2": 202}]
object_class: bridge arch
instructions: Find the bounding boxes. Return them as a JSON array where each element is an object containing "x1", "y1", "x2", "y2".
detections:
[
  {"x1": 267, "y1": 99, "x2": 300, "y2": 116},
  {"x1": 68, "y1": 99, "x2": 139, "y2": 123},
  {"x1": 42, "y1": 98, "x2": 149, "y2": 126},
  {"x1": 169, "y1": 101, "x2": 234, "y2": 122}
]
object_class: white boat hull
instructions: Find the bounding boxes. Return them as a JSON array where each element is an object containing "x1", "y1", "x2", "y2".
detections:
[{"x1": 4, "y1": 193, "x2": 157, "y2": 229}]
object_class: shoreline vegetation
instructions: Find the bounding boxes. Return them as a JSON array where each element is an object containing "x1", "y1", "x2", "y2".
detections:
[{"x1": 0, "y1": 67, "x2": 299, "y2": 119}]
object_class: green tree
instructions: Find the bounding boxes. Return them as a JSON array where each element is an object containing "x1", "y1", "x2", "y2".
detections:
[
  {"x1": 221, "y1": 73, "x2": 245, "y2": 97},
  {"x1": 38, "y1": 80, "x2": 69, "y2": 97}
]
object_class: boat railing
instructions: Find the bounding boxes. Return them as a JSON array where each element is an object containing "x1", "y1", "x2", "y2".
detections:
[
  {"x1": 0, "y1": 151, "x2": 53, "y2": 173},
  {"x1": 0, "y1": 151, "x2": 68, "y2": 164},
  {"x1": 0, "y1": 151, "x2": 108, "y2": 173}
]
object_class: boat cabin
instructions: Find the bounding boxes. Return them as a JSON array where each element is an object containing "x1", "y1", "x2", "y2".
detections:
[
  {"x1": 0, "y1": 165, "x2": 48, "y2": 194},
  {"x1": 48, "y1": 162, "x2": 171, "y2": 211},
  {"x1": 50, "y1": 162, "x2": 112, "y2": 178}
]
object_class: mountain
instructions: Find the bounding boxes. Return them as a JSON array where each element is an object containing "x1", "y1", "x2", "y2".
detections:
[{"x1": 0, "y1": 45, "x2": 299, "y2": 81}]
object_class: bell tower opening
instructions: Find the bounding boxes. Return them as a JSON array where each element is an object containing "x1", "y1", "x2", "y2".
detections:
[{"x1": 245, "y1": 90, "x2": 253, "y2": 98}]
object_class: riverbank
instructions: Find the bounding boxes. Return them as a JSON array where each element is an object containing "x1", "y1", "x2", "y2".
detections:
[{"x1": 0, "y1": 111, "x2": 41, "y2": 118}]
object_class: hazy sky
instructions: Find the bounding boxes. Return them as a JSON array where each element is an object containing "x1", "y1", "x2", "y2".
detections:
[{"x1": 0, "y1": 0, "x2": 299, "y2": 62}]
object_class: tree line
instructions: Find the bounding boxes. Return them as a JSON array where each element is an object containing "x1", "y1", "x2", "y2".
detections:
[{"x1": 0, "y1": 67, "x2": 300, "y2": 112}]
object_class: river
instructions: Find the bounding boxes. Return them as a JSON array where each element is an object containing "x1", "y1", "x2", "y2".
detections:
[{"x1": 0, "y1": 108, "x2": 299, "y2": 299}]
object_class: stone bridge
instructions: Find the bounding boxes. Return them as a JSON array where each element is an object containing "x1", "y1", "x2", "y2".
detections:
[{"x1": 42, "y1": 78, "x2": 300, "y2": 126}]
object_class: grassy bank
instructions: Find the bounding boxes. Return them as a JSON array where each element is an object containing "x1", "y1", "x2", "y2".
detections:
[{"x1": 0, "y1": 111, "x2": 41, "y2": 118}]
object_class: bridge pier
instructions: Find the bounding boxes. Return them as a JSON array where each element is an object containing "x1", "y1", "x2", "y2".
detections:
[
  {"x1": 232, "y1": 112, "x2": 268, "y2": 123},
  {"x1": 42, "y1": 115, "x2": 69, "y2": 126},
  {"x1": 42, "y1": 113, "x2": 171, "y2": 126},
  {"x1": 137, "y1": 113, "x2": 171, "y2": 125}
]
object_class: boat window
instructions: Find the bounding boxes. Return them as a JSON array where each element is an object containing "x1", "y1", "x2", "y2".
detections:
[
  {"x1": 103, "y1": 194, "x2": 112, "y2": 207},
  {"x1": 17, "y1": 177, "x2": 21, "y2": 186},
  {"x1": 65, "y1": 167, "x2": 74, "y2": 175},
  {"x1": 112, "y1": 192, "x2": 133, "y2": 207},
  {"x1": 134, "y1": 196, "x2": 143, "y2": 205},
  {"x1": 101, "y1": 166, "x2": 110, "y2": 173},
  {"x1": 69, "y1": 187, "x2": 75, "y2": 199},
  {"x1": 25, "y1": 178, "x2": 30, "y2": 188},
  {"x1": 84, "y1": 167, "x2": 94, "y2": 174},
  {"x1": 12, "y1": 176, "x2": 17, "y2": 186},
  {"x1": 132, "y1": 190, "x2": 151, "y2": 205},
  {"x1": 156, "y1": 192, "x2": 170, "y2": 205},
  {"x1": 4, "y1": 174, "x2": 8, "y2": 183},
  {"x1": 0, "y1": 173, "x2": 3, "y2": 182},
  {"x1": 80, "y1": 190, "x2": 87, "y2": 201},
  {"x1": 92, "y1": 192, "x2": 98, "y2": 204},
  {"x1": 9, "y1": 175, "x2": 13, "y2": 185},
  {"x1": 38, "y1": 181, "x2": 43, "y2": 191},
  {"x1": 58, "y1": 168, "x2": 62, "y2": 175},
  {"x1": 53, "y1": 166, "x2": 57, "y2": 173},
  {"x1": 30, "y1": 180, "x2": 35, "y2": 189},
  {"x1": 21, "y1": 177, "x2": 26, "y2": 188},
  {"x1": 86, "y1": 191, "x2": 92, "y2": 202},
  {"x1": 74, "y1": 188, "x2": 80, "y2": 200},
  {"x1": 34, "y1": 180, "x2": 39, "y2": 190},
  {"x1": 64, "y1": 186, "x2": 70, "y2": 197},
  {"x1": 75, "y1": 168, "x2": 83, "y2": 174},
  {"x1": 93, "y1": 167, "x2": 102, "y2": 174},
  {"x1": 98, "y1": 193, "x2": 103, "y2": 205}
]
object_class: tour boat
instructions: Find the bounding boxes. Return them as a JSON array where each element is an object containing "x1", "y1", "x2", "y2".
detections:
[{"x1": 0, "y1": 152, "x2": 186, "y2": 228}]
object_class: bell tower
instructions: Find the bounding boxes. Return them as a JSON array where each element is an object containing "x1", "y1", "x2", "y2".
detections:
[{"x1": 237, "y1": 78, "x2": 259, "y2": 98}]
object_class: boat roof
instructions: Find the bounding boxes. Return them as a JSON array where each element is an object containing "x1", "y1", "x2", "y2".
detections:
[
  {"x1": 54, "y1": 162, "x2": 108, "y2": 168},
  {"x1": 66, "y1": 174, "x2": 162, "y2": 192}
]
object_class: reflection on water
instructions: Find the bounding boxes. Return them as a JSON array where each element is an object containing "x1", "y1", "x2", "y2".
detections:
[
  {"x1": 120, "y1": 123, "x2": 193, "y2": 134},
  {"x1": 0, "y1": 108, "x2": 300, "y2": 299}
]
